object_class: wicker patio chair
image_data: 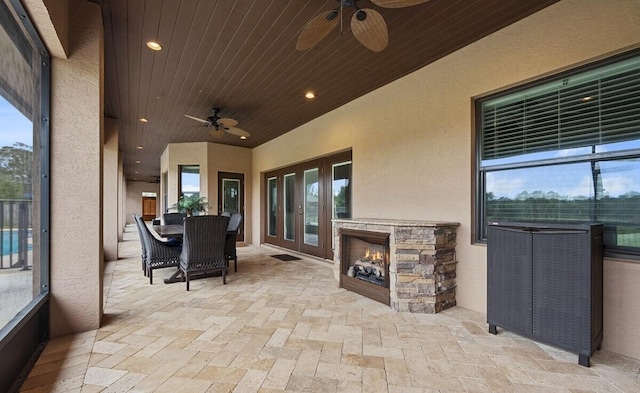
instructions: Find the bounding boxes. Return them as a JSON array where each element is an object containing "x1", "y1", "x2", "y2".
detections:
[
  {"x1": 179, "y1": 215, "x2": 230, "y2": 290},
  {"x1": 134, "y1": 214, "x2": 181, "y2": 284},
  {"x1": 225, "y1": 213, "x2": 242, "y2": 272},
  {"x1": 132, "y1": 214, "x2": 148, "y2": 275},
  {"x1": 163, "y1": 212, "x2": 186, "y2": 225}
]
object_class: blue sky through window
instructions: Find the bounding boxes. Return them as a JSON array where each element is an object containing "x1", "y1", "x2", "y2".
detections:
[
  {"x1": 0, "y1": 95, "x2": 32, "y2": 148},
  {"x1": 487, "y1": 159, "x2": 640, "y2": 200},
  {"x1": 181, "y1": 173, "x2": 200, "y2": 195},
  {"x1": 484, "y1": 140, "x2": 640, "y2": 200}
]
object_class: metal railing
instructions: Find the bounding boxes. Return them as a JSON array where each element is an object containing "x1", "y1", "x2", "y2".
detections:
[{"x1": 0, "y1": 200, "x2": 31, "y2": 269}]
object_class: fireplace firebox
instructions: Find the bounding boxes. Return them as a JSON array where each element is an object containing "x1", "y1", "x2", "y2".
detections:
[{"x1": 340, "y1": 229, "x2": 390, "y2": 305}]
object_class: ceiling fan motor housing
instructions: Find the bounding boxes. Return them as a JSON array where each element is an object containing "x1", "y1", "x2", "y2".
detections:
[{"x1": 207, "y1": 107, "x2": 221, "y2": 127}]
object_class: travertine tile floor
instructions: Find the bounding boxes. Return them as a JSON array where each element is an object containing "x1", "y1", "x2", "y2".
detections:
[{"x1": 19, "y1": 225, "x2": 640, "y2": 392}]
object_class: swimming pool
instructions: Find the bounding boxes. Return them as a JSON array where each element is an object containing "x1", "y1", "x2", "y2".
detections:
[{"x1": 1, "y1": 229, "x2": 32, "y2": 256}]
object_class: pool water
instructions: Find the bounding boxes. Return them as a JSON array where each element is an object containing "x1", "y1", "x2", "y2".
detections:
[{"x1": 1, "y1": 230, "x2": 32, "y2": 256}]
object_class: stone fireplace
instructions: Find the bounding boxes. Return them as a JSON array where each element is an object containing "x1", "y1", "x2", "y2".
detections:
[{"x1": 334, "y1": 218, "x2": 459, "y2": 313}]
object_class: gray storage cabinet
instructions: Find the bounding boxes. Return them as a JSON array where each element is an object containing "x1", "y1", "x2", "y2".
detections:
[{"x1": 487, "y1": 222, "x2": 603, "y2": 367}]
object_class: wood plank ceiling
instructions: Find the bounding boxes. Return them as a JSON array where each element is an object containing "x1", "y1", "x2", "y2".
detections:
[{"x1": 93, "y1": 0, "x2": 559, "y2": 182}]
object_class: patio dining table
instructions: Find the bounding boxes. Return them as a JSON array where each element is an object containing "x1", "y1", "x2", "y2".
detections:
[{"x1": 152, "y1": 224, "x2": 183, "y2": 239}]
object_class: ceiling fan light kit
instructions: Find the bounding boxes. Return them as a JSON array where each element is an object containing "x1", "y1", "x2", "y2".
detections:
[{"x1": 297, "y1": 0, "x2": 430, "y2": 52}]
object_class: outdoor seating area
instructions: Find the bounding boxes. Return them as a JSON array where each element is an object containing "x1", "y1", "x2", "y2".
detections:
[
  {"x1": 18, "y1": 224, "x2": 640, "y2": 392},
  {"x1": 134, "y1": 213, "x2": 244, "y2": 289}
]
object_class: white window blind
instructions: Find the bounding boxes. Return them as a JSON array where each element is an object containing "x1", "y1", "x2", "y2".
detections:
[{"x1": 482, "y1": 63, "x2": 640, "y2": 160}]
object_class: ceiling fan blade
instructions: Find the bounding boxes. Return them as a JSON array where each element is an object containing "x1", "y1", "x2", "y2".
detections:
[
  {"x1": 184, "y1": 114, "x2": 210, "y2": 124},
  {"x1": 218, "y1": 117, "x2": 238, "y2": 127},
  {"x1": 296, "y1": 10, "x2": 340, "y2": 51},
  {"x1": 223, "y1": 126, "x2": 250, "y2": 138},
  {"x1": 351, "y1": 9, "x2": 388, "y2": 52},
  {"x1": 370, "y1": 0, "x2": 430, "y2": 8}
]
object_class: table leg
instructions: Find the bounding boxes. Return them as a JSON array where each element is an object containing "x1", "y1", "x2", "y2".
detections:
[{"x1": 164, "y1": 268, "x2": 184, "y2": 284}]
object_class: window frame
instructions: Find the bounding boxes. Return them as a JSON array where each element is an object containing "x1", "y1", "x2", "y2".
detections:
[
  {"x1": 474, "y1": 49, "x2": 640, "y2": 260},
  {"x1": 178, "y1": 164, "x2": 200, "y2": 199},
  {"x1": 0, "y1": 0, "x2": 51, "y2": 389}
]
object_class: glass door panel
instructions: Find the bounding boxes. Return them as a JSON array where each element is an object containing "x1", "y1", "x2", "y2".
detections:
[
  {"x1": 284, "y1": 173, "x2": 296, "y2": 242},
  {"x1": 267, "y1": 177, "x2": 277, "y2": 238},
  {"x1": 332, "y1": 161, "x2": 352, "y2": 249},
  {"x1": 303, "y1": 168, "x2": 319, "y2": 246},
  {"x1": 218, "y1": 172, "x2": 245, "y2": 241},
  {"x1": 222, "y1": 179, "x2": 240, "y2": 214}
]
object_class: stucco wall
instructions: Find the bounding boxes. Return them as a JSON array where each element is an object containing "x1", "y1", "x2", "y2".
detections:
[
  {"x1": 48, "y1": 0, "x2": 104, "y2": 336},
  {"x1": 103, "y1": 117, "x2": 118, "y2": 261},
  {"x1": 160, "y1": 142, "x2": 209, "y2": 213},
  {"x1": 252, "y1": 0, "x2": 640, "y2": 359},
  {"x1": 118, "y1": 153, "x2": 125, "y2": 240},
  {"x1": 23, "y1": 0, "x2": 69, "y2": 58},
  {"x1": 125, "y1": 181, "x2": 160, "y2": 224},
  {"x1": 207, "y1": 143, "x2": 253, "y2": 244},
  {"x1": 161, "y1": 142, "x2": 253, "y2": 242}
]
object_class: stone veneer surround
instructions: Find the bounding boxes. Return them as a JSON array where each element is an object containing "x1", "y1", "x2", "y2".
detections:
[{"x1": 334, "y1": 218, "x2": 460, "y2": 313}]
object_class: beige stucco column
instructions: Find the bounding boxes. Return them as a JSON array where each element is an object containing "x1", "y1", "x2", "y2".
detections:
[
  {"x1": 103, "y1": 117, "x2": 118, "y2": 261},
  {"x1": 118, "y1": 154, "x2": 125, "y2": 241},
  {"x1": 39, "y1": 0, "x2": 104, "y2": 336}
]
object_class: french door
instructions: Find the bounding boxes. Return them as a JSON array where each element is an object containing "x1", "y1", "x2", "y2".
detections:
[{"x1": 265, "y1": 151, "x2": 351, "y2": 259}]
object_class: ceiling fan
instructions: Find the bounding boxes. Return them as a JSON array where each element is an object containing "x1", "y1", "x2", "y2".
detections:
[
  {"x1": 184, "y1": 107, "x2": 250, "y2": 139},
  {"x1": 296, "y1": 0, "x2": 430, "y2": 52}
]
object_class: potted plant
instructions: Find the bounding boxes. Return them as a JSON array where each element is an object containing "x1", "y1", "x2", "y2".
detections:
[{"x1": 171, "y1": 195, "x2": 211, "y2": 216}]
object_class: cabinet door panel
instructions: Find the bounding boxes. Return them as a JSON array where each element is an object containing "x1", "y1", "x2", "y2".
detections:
[
  {"x1": 487, "y1": 226, "x2": 533, "y2": 335},
  {"x1": 533, "y1": 231, "x2": 591, "y2": 350}
]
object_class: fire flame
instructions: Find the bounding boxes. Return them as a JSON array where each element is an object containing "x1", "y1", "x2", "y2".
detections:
[{"x1": 364, "y1": 247, "x2": 384, "y2": 262}]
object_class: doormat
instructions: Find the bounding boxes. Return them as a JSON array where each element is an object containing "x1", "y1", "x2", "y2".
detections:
[{"x1": 270, "y1": 254, "x2": 301, "y2": 261}]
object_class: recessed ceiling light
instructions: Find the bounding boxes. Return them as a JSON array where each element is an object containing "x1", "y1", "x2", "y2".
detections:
[
  {"x1": 305, "y1": 91, "x2": 316, "y2": 99},
  {"x1": 139, "y1": 118, "x2": 148, "y2": 123},
  {"x1": 137, "y1": 146, "x2": 143, "y2": 150},
  {"x1": 146, "y1": 41, "x2": 162, "y2": 51},
  {"x1": 134, "y1": 171, "x2": 138, "y2": 174},
  {"x1": 240, "y1": 136, "x2": 247, "y2": 140},
  {"x1": 136, "y1": 160, "x2": 141, "y2": 164}
]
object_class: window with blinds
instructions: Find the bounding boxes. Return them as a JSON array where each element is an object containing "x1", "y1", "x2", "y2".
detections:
[
  {"x1": 482, "y1": 57, "x2": 640, "y2": 162},
  {"x1": 476, "y1": 51, "x2": 640, "y2": 259}
]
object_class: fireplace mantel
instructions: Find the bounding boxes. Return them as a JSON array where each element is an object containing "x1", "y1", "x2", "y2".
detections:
[
  {"x1": 333, "y1": 218, "x2": 460, "y2": 313},
  {"x1": 333, "y1": 218, "x2": 459, "y2": 227}
]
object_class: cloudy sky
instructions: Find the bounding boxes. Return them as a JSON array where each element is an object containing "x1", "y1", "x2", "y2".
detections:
[
  {"x1": 486, "y1": 158, "x2": 640, "y2": 199},
  {"x1": 0, "y1": 96, "x2": 32, "y2": 148}
]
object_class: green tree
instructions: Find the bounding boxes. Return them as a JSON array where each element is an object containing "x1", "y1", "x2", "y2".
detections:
[
  {"x1": 0, "y1": 142, "x2": 32, "y2": 199},
  {"x1": 334, "y1": 185, "x2": 348, "y2": 209},
  {"x1": 0, "y1": 174, "x2": 23, "y2": 199}
]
